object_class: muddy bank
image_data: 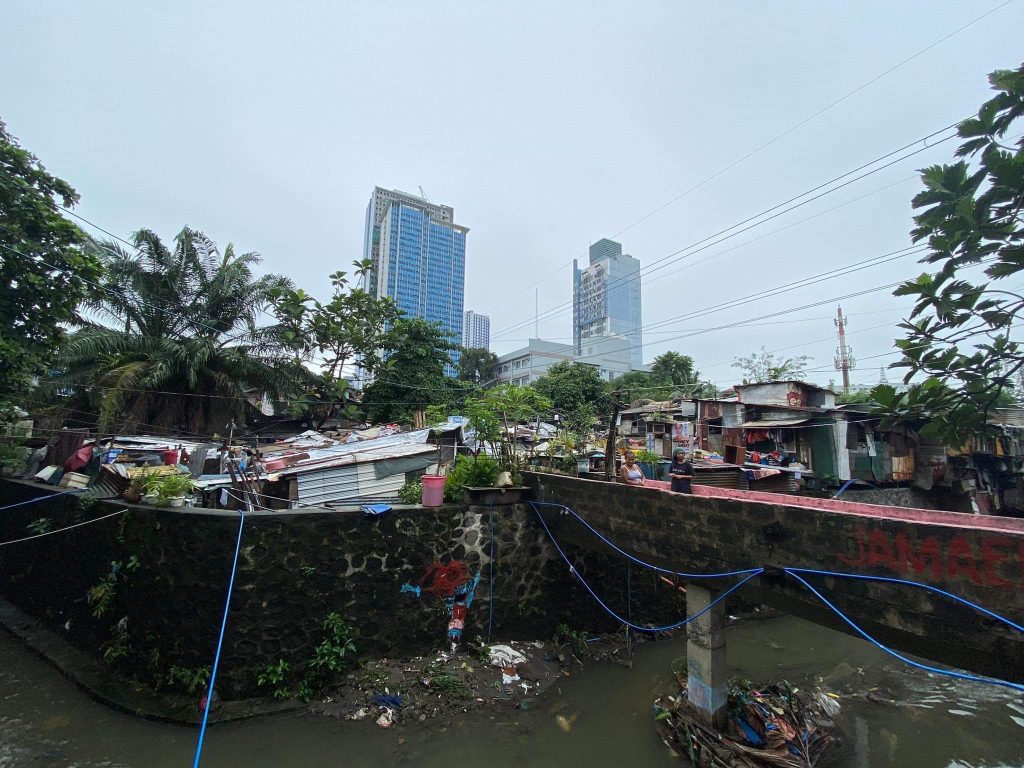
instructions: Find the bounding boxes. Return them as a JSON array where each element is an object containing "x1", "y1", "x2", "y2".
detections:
[{"x1": 310, "y1": 629, "x2": 661, "y2": 729}]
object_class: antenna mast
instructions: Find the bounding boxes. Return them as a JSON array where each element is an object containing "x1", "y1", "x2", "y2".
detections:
[{"x1": 833, "y1": 306, "x2": 856, "y2": 394}]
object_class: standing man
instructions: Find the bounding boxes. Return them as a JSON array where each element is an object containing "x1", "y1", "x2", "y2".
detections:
[{"x1": 669, "y1": 449, "x2": 694, "y2": 494}]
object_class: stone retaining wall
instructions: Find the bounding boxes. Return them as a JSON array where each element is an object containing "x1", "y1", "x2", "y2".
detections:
[{"x1": 0, "y1": 478, "x2": 678, "y2": 699}]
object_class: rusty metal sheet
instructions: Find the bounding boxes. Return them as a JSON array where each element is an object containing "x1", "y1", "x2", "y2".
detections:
[{"x1": 890, "y1": 454, "x2": 915, "y2": 482}]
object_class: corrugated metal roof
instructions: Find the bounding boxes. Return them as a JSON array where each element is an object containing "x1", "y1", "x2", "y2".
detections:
[
  {"x1": 735, "y1": 380, "x2": 835, "y2": 393},
  {"x1": 269, "y1": 420, "x2": 466, "y2": 478},
  {"x1": 295, "y1": 462, "x2": 409, "y2": 506}
]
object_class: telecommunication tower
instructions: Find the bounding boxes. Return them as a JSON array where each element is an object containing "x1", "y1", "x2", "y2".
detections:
[{"x1": 834, "y1": 306, "x2": 856, "y2": 394}]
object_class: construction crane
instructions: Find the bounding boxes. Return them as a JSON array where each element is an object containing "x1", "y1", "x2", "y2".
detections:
[{"x1": 418, "y1": 185, "x2": 430, "y2": 201}]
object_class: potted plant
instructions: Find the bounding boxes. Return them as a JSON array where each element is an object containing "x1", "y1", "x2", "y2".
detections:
[
  {"x1": 157, "y1": 474, "x2": 194, "y2": 507},
  {"x1": 141, "y1": 474, "x2": 162, "y2": 505},
  {"x1": 124, "y1": 472, "x2": 151, "y2": 504},
  {"x1": 445, "y1": 453, "x2": 526, "y2": 505}
]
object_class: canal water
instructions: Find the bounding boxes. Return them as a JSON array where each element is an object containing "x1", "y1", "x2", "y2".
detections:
[{"x1": 1, "y1": 614, "x2": 1022, "y2": 768}]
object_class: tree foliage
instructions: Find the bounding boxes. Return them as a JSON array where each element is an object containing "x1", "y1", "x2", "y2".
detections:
[
  {"x1": 462, "y1": 383, "x2": 551, "y2": 470},
  {"x1": 0, "y1": 119, "x2": 101, "y2": 405},
  {"x1": 609, "y1": 369, "x2": 664, "y2": 402},
  {"x1": 732, "y1": 346, "x2": 810, "y2": 384},
  {"x1": 458, "y1": 347, "x2": 498, "y2": 383},
  {"x1": 532, "y1": 361, "x2": 607, "y2": 420},
  {"x1": 273, "y1": 260, "x2": 401, "y2": 428},
  {"x1": 360, "y1": 317, "x2": 458, "y2": 425},
  {"x1": 834, "y1": 388, "x2": 874, "y2": 405},
  {"x1": 608, "y1": 352, "x2": 717, "y2": 403},
  {"x1": 650, "y1": 352, "x2": 696, "y2": 387},
  {"x1": 51, "y1": 228, "x2": 306, "y2": 433},
  {"x1": 887, "y1": 63, "x2": 1024, "y2": 441}
]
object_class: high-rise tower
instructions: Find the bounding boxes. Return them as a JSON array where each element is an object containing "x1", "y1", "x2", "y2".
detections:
[
  {"x1": 572, "y1": 238, "x2": 642, "y2": 369},
  {"x1": 361, "y1": 187, "x2": 468, "y2": 375}
]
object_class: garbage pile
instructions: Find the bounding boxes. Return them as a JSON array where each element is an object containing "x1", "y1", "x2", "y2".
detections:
[{"x1": 654, "y1": 677, "x2": 841, "y2": 767}]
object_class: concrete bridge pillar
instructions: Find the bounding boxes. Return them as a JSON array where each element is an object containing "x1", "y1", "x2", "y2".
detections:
[{"x1": 685, "y1": 583, "x2": 728, "y2": 727}]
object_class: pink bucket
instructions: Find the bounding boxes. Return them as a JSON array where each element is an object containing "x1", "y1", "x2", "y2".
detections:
[{"x1": 421, "y1": 475, "x2": 446, "y2": 507}]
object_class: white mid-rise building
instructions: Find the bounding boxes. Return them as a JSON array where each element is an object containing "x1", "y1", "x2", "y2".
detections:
[
  {"x1": 494, "y1": 336, "x2": 639, "y2": 387},
  {"x1": 463, "y1": 310, "x2": 490, "y2": 349}
]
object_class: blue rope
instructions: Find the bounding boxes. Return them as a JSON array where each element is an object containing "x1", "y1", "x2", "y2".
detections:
[
  {"x1": 529, "y1": 501, "x2": 1024, "y2": 692},
  {"x1": 0, "y1": 489, "x2": 86, "y2": 512},
  {"x1": 832, "y1": 478, "x2": 856, "y2": 499},
  {"x1": 192, "y1": 509, "x2": 246, "y2": 768},
  {"x1": 787, "y1": 567, "x2": 1024, "y2": 635},
  {"x1": 487, "y1": 499, "x2": 494, "y2": 644},
  {"x1": 531, "y1": 501, "x2": 762, "y2": 631},
  {"x1": 784, "y1": 568, "x2": 1024, "y2": 693},
  {"x1": 530, "y1": 501, "x2": 762, "y2": 578}
]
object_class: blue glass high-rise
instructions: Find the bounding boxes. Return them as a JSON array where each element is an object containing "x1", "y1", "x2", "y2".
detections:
[{"x1": 365, "y1": 188, "x2": 468, "y2": 376}]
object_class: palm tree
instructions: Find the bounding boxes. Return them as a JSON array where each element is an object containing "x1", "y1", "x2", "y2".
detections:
[{"x1": 52, "y1": 227, "x2": 309, "y2": 434}]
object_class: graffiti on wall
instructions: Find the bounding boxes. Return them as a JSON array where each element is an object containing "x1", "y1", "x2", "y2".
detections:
[{"x1": 836, "y1": 526, "x2": 1024, "y2": 589}]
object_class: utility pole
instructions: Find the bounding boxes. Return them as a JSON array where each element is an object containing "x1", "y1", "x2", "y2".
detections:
[
  {"x1": 604, "y1": 390, "x2": 628, "y2": 482},
  {"x1": 833, "y1": 306, "x2": 856, "y2": 394},
  {"x1": 535, "y1": 288, "x2": 539, "y2": 339}
]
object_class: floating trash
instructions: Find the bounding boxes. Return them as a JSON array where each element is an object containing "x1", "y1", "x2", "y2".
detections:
[{"x1": 654, "y1": 678, "x2": 840, "y2": 767}]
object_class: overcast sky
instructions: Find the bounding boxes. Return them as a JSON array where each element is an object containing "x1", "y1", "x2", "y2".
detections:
[{"x1": 3, "y1": 1, "x2": 1022, "y2": 390}]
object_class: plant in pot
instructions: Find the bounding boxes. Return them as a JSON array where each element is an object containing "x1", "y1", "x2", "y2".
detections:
[
  {"x1": 444, "y1": 452, "x2": 500, "y2": 503},
  {"x1": 157, "y1": 474, "x2": 194, "y2": 507},
  {"x1": 140, "y1": 474, "x2": 162, "y2": 505},
  {"x1": 124, "y1": 472, "x2": 150, "y2": 504},
  {"x1": 467, "y1": 383, "x2": 551, "y2": 484}
]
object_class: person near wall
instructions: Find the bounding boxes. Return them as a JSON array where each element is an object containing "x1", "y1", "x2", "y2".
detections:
[
  {"x1": 669, "y1": 449, "x2": 694, "y2": 494},
  {"x1": 620, "y1": 451, "x2": 646, "y2": 486}
]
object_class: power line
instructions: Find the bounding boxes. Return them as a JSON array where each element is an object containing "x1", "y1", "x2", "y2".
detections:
[
  {"x1": 491, "y1": 124, "x2": 961, "y2": 340},
  {"x1": 494, "y1": 306, "x2": 912, "y2": 344},
  {"x1": 634, "y1": 175, "x2": 917, "y2": 288},
  {"x1": 568, "y1": 246, "x2": 927, "y2": 365},
  {"x1": 636, "y1": 245, "x2": 924, "y2": 338},
  {"x1": 501, "y1": 118, "x2": 1019, "y2": 345},
  {"x1": 482, "y1": 0, "x2": 1015, "y2": 316},
  {"x1": 0, "y1": 508, "x2": 129, "y2": 547}
]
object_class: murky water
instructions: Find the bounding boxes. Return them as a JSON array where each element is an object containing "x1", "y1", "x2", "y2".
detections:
[{"x1": 1, "y1": 614, "x2": 1022, "y2": 768}]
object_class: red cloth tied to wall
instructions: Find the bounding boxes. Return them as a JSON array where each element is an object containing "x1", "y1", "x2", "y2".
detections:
[{"x1": 419, "y1": 560, "x2": 470, "y2": 599}]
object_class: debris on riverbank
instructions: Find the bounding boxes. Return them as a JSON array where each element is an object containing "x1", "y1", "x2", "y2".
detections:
[
  {"x1": 311, "y1": 628, "x2": 646, "y2": 726},
  {"x1": 654, "y1": 675, "x2": 842, "y2": 767}
]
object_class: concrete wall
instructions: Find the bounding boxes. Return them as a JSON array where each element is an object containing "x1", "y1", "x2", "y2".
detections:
[
  {"x1": 525, "y1": 472, "x2": 1024, "y2": 683},
  {"x1": 0, "y1": 480, "x2": 563, "y2": 697},
  {"x1": 840, "y1": 487, "x2": 937, "y2": 509}
]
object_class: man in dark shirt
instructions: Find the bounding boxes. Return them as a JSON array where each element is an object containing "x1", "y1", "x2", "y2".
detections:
[{"x1": 669, "y1": 450, "x2": 694, "y2": 494}]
